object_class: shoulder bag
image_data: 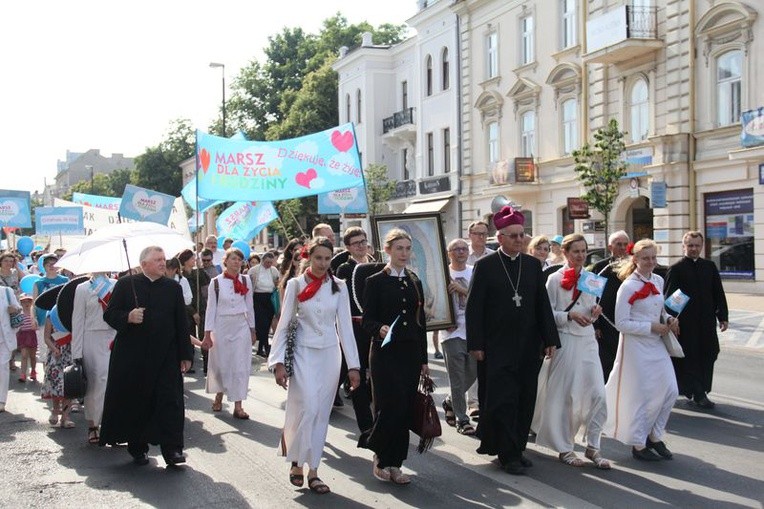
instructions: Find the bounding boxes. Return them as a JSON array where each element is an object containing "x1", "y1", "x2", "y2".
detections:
[
  {"x1": 410, "y1": 373, "x2": 441, "y2": 453},
  {"x1": 5, "y1": 288, "x2": 24, "y2": 329}
]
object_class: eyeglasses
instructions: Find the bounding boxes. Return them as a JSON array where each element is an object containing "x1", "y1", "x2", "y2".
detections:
[
  {"x1": 498, "y1": 232, "x2": 525, "y2": 240},
  {"x1": 348, "y1": 239, "x2": 368, "y2": 247},
  {"x1": 470, "y1": 231, "x2": 488, "y2": 237},
  {"x1": 201, "y1": 258, "x2": 213, "y2": 263},
  {"x1": 448, "y1": 247, "x2": 469, "y2": 252}
]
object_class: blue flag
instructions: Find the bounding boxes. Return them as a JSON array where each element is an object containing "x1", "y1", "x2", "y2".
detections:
[
  {"x1": 665, "y1": 289, "x2": 690, "y2": 314},
  {"x1": 71, "y1": 192, "x2": 122, "y2": 211},
  {"x1": 119, "y1": 184, "x2": 176, "y2": 224},
  {"x1": 0, "y1": 189, "x2": 32, "y2": 228},
  {"x1": 577, "y1": 270, "x2": 608, "y2": 298},
  {"x1": 35, "y1": 206, "x2": 85, "y2": 235},
  {"x1": 215, "y1": 201, "x2": 278, "y2": 241},
  {"x1": 317, "y1": 184, "x2": 369, "y2": 214},
  {"x1": 180, "y1": 178, "x2": 223, "y2": 212}
]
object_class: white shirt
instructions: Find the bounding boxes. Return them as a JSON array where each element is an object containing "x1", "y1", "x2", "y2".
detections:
[
  {"x1": 204, "y1": 274, "x2": 255, "y2": 331},
  {"x1": 441, "y1": 265, "x2": 473, "y2": 341},
  {"x1": 71, "y1": 280, "x2": 117, "y2": 359},
  {"x1": 468, "y1": 246, "x2": 495, "y2": 266},
  {"x1": 248, "y1": 264, "x2": 279, "y2": 293},
  {"x1": 546, "y1": 266, "x2": 597, "y2": 337}
]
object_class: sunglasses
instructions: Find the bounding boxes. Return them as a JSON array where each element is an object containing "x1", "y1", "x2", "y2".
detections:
[{"x1": 202, "y1": 258, "x2": 213, "y2": 262}]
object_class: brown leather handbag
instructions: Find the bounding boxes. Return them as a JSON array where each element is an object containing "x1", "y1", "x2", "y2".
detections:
[{"x1": 410, "y1": 373, "x2": 442, "y2": 453}]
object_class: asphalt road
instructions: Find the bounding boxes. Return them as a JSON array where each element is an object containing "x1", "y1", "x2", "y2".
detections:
[{"x1": 2, "y1": 338, "x2": 762, "y2": 508}]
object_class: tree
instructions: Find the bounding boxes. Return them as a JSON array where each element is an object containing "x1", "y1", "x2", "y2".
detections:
[
  {"x1": 63, "y1": 168, "x2": 136, "y2": 200},
  {"x1": 134, "y1": 119, "x2": 195, "y2": 196},
  {"x1": 364, "y1": 163, "x2": 395, "y2": 216},
  {"x1": 572, "y1": 118, "x2": 628, "y2": 237}
]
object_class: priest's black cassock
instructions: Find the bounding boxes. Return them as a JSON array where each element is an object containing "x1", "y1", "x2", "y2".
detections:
[
  {"x1": 466, "y1": 251, "x2": 560, "y2": 465},
  {"x1": 664, "y1": 256, "x2": 728, "y2": 399},
  {"x1": 99, "y1": 274, "x2": 192, "y2": 451}
]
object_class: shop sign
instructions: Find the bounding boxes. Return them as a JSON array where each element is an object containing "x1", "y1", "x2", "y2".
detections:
[
  {"x1": 567, "y1": 197, "x2": 590, "y2": 219},
  {"x1": 392, "y1": 180, "x2": 416, "y2": 199},
  {"x1": 514, "y1": 157, "x2": 536, "y2": 183},
  {"x1": 741, "y1": 107, "x2": 764, "y2": 148},
  {"x1": 419, "y1": 176, "x2": 451, "y2": 195}
]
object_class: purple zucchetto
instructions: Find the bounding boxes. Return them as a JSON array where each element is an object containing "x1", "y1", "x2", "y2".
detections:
[{"x1": 493, "y1": 206, "x2": 525, "y2": 230}]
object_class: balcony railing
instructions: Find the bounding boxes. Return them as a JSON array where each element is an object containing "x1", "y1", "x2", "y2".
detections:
[
  {"x1": 627, "y1": 5, "x2": 657, "y2": 39},
  {"x1": 383, "y1": 107, "x2": 415, "y2": 134}
]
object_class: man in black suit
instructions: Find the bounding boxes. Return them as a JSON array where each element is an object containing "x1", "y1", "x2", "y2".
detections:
[{"x1": 665, "y1": 231, "x2": 729, "y2": 409}]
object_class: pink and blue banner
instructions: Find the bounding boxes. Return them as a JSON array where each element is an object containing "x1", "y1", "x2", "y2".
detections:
[
  {"x1": 0, "y1": 189, "x2": 32, "y2": 228},
  {"x1": 71, "y1": 192, "x2": 122, "y2": 211},
  {"x1": 215, "y1": 201, "x2": 278, "y2": 241},
  {"x1": 317, "y1": 184, "x2": 369, "y2": 214},
  {"x1": 196, "y1": 123, "x2": 364, "y2": 202},
  {"x1": 119, "y1": 184, "x2": 176, "y2": 225}
]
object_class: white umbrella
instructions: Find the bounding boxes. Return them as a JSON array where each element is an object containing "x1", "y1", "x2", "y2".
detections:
[{"x1": 55, "y1": 221, "x2": 194, "y2": 274}]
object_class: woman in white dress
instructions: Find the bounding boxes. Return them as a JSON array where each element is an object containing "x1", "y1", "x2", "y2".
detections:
[
  {"x1": 202, "y1": 248, "x2": 256, "y2": 419},
  {"x1": 0, "y1": 284, "x2": 21, "y2": 412},
  {"x1": 71, "y1": 275, "x2": 117, "y2": 444},
  {"x1": 269, "y1": 236, "x2": 361, "y2": 495},
  {"x1": 604, "y1": 239, "x2": 680, "y2": 461},
  {"x1": 532, "y1": 234, "x2": 610, "y2": 469}
]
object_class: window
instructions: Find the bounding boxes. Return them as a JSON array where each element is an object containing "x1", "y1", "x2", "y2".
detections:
[
  {"x1": 356, "y1": 89, "x2": 362, "y2": 124},
  {"x1": 402, "y1": 80, "x2": 408, "y2": 109},
  {"x1": 443, "y1": 128, "x2": 451, "y2": 173},
  {"x1": 630, "y1": 78, "x2": 649, "y2": 142},
  {"x1": 521, "y1": 111, "x2": 536, "y2": 157},
  {"x1": 427, "y1": 133, "x2": 435, "y2": 176},
  {"x1": 486, "y1": 32, "x2": 498, "y2": 79},
  {"x1": 402, "y1": 148, "x2": 410, "y2": 180},
  {"x1": 487, "y1": 121, "x2": 499, "y2": 163},
  {"x1": 426, "y1": 55, "x2": 433, "y2": 96},
  {"x1": 717, "y1": 50, "x2": 742, "y2": 126},
  {"x1": 561, "y1": 0, "x2": 576, "y2": 49},
  {"x1": 345, "y1": 94, "x2": 351, "y2": 123},
  {"x1": 442, "y1": 48, "x2": 450, "y2": 90},
  {"x1": 562, "y1": 99, "x2": 577, "y2": 155},
  {"x1": 521, "y1": 16, "x2": 534, "y2": 65}
]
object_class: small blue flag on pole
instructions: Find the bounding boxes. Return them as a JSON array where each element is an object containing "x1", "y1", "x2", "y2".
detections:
[
  {"x1": 381, "y1": 315, "x2": 400, "y2": 347},
  {"x1": 665, "y1": 289, "x2": 690, "y2": 314}
]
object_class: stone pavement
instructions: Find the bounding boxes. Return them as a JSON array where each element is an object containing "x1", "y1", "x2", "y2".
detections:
[{"x1": 721, "y1": 292, "x2": 764, "y2": 351}]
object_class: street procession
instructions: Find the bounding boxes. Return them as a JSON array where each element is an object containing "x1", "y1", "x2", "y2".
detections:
[{"x1": 1, "y1": 1, "x2": 763, "y2": 508}]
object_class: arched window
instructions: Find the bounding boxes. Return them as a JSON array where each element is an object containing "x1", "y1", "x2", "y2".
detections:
[
  {"x1": 356, "y1": 89, "x2": 362, "y2": 124},
  {"x1": 717, "y1": 50, "x2": 742, "y2": 126},
  {"x1": 426, "y1": 55, "x2": 433, "y2": 96},
  {"x1": 630, "y1": 78, "x2": 649, "y2": 142},
  {"x1": 345, "y1": 94, "x2": 351, "y2": 123},
  {"x1": 441, "y1": 48, "x2": 450, "y2": 90},
  {"x1": 562, "y1": 99, "x2": 577, "y2": 155},
  {"x1": 521, "y1": 111, "x2": 536, "y2": 157}
]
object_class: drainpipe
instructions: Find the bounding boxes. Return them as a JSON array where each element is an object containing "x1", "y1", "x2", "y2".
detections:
[
  {"x1": 455, "y1": 9, "x2": 464, "y2": 233},
  {"x1": 688, "y1": 0, "x2": 697, "y2": 231},
  {"x1": 581, "y1": 2, "x2": 589, "y2": 139}
]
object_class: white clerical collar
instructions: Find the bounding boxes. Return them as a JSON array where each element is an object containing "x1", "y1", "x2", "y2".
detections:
[
  {"x1": 499, "y1": 247, "x2": 521, "y2": 261},
  {"x1": 387, "y1": 266, "x2": 407, "y2": 277},
  {"x1": 143, "y1": 273, "x2": 162, "y2": 282}
]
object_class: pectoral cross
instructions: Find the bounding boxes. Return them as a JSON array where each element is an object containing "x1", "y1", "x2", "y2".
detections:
[{"x1": 512, "y1": 292, "x2": 523, "y2": 308}]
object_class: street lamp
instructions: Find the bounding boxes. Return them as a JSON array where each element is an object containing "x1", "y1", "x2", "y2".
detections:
[{"x1": 209, "y1": 62, "x2": 226, "y2": 136}]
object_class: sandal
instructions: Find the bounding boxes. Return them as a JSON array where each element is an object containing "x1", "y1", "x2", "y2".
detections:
[
  {"x1": 388, "y1": 467, "x2": 411, "y2": 485},
  {"x1": 61, "y1": 419, "x2": 76, "y2": 429},
  {"x1": 233, "y1": 408, "x2": 249, "y2": 420},
  {"x1": 88, "y1": 427, "x2": 100, "y2": 444},
  {"x1": 442, "y1": 399, "x2": 456, "y2": 427},
  {"x1": 457, "y1": 423, "x2": 476, "y2": 436},
  {"x1": 585, "y1": 448, "x2": 612, "y2": 470},
  {"x1": 559, "y1": 451, "x2": 585, "y2": 467},
  {"x1": 289, "y1": 463, "x2": 304, "y2": 487},
  {"x1": 211, "y1": 399, "x2": 223, "y2": 412},
  {"x1": 307, "y1": 477, "x2": 330, "y2": 494},
  {"x1": 48, "y1": 412, "x2": 59, "y2": 425}
]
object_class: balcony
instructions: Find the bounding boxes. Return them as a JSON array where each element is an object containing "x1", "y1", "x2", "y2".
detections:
[
  {"x1": 583, "y1": 5, "x2": 663, "y2": 65},
  {"x1": 382, "y1": 107, "x2": 415, "y2": 134}
]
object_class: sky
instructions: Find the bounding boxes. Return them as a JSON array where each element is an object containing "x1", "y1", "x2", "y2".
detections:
[{"x1": 0, "y1": 0, "x2": 417, "y2": 194}]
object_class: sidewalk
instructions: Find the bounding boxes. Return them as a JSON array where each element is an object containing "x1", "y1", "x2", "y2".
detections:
[{"x1": 721, "y1": 292, "x2": 764, "y2": 351}]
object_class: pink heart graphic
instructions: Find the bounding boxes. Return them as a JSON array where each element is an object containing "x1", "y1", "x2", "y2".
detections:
[
  {"x1": 295, "y1": 168, "x2": 317, "y2": 188},
  {"x1": 331, "y1": 130, "x2": 354, "y2": 152},
  {"x1": 199, "y1": 148, "x2": 211, "y2": 174}
]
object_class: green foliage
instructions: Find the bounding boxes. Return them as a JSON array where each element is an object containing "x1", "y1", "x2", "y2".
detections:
[
  {"x1": 275, "y1": 198, "x2": 307, "y2": 240},
  {"x1": 63, "y1": 168, "x2": 136, "y2": 200},
  {"x1": 134, "y1": 119, "x2": 195, "y2": 196},
  {"x1": 572, "y1": 118, "x2": 627, "y2": 236},
  {"x1": 364, "y1": 163, "x2": 395, "y2": 216}
]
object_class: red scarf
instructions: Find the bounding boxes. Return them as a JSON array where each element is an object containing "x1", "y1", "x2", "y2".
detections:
[
  {"x1": 560, "y1": 267, "x2": 581, "y2": 301},
  {"x1": 628, "y1": 281, "x2": 659, "y2": 304},
  {"x1": 224, "y1": 272, "x2": 248, "y2": 295},
  {"x1": 297, "y1": 268, "x2": 324, "y2": 302},
  {"x1": 98, "y1": 292, "x2": 112, "y2": 312}
]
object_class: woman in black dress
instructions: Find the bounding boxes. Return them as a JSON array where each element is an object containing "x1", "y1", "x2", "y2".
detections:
[{"x1": 360, "y1": 228, "x2": 428, "y2": 485}]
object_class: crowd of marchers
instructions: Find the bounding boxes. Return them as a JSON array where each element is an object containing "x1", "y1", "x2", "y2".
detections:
[{"x1": 0, "y1": 209, "x2": 728, "y2": 495}]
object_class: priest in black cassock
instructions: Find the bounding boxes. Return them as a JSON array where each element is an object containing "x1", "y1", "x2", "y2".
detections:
[
  {"x1": 466, "y1": 206, "x2": 560, "y2": 475},
  {"x1": 665, "y1": 230, "x2": 729, "y2": 409},
  {"x1": 99, "y1": 246, "x2": 193, "y2": 466}
]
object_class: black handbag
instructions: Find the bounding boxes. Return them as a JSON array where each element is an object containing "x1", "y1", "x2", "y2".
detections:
[
  {"x1": 410, "y1": 374, "x2": 441, "y2": 453},
  {"x1": 63, "y1": 360, "x2": 88, "y2": 399}
]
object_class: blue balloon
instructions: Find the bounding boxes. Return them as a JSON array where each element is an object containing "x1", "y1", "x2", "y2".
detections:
[
  {"x1": 231, "y1": 240, "x2": 251, "y2": 259},
  {"x1": 17, "y1": 236, "x2": 34, "y2": 256},
  {"x1": 19, "y1": 274, "x2": 41, "y2": 295},
  {"x1": 217, "y1": 237, "x2": 226, "y2": 249}
]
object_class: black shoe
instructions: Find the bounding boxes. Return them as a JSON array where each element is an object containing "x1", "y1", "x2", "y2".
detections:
[
  {"x1": 519, "y1": 455, "x2": 533, "y2": 468},
  {"x1": 131, "y1": 452, "x2": 149, "y2": 466},
  {"x1": 632, "y1": 447, "x2": 661, "y2": 461},
  {"x1": 186, "y1": 368, "x2": 195, "y2": 374},
  {"x1": 503, "y1": 459, "x2": 527, "y2": 475},
  {"x1": 163, "y1": 451, "x2": 186, "y2": 466},
  {"x1": 694, "y1": 394, "x2": 716, "y2": 409},
  {"x1": 333, "y1": 390, "x2": 344, "y2": 407},
  {"x1": 646, "y1": 439, "x2": 673, "y2": 460}
]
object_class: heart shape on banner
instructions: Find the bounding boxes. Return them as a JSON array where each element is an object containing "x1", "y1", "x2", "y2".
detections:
[
  {"x1": 330, "y1": 130, "x2": 353, "y2": 152},
  {"x1": 0, "y1": 201, "x2": 20, "y2": 221},
  {"x1": 132, "y1": 191, "x2": 164, "y2": 218},
  {"x1": 295, "y1": 168, "x2": 317, "y2": 188},
  {"x1": 327, "y1": 187, "x2": 359, "y2": 209},
  {"x1": 199, "y1": 149, "x2": 211, "y2": 173}
]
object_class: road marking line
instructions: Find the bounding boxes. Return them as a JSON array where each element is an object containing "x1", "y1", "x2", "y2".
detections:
[{"x1": 744, "y1": 317, "x2": 764, "y2": 348}]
